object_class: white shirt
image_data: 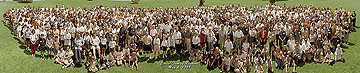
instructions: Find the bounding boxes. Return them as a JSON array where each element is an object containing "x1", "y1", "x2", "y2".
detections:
[
  {"x1": 91, "y1": 36, "x2": 100, "y2": 45},
  {"x1": 101, "y1": 37, "x2": 107, "y2": 45},
  {"x1": 234, "y1": 30, "x2": 244, "y2": 38},
  {"x1": 174, "y1": 31, "x2": 182, "y2": 44},
  {"x1": 242, "y1": 42, "x2": 249, "y2": 51},
  {"x1": 75, "y1": 37, "x2": 84, "y2": 47},
  {"x1": 144, "y1": 35, "x2": 153, "y2": 45},
  {"x1": 249, "y1": 29, "x2": 257, "y2": 37},
  {"x1": 30, "y1": 34, "x2": 37, "y2": 41},
  {"x1": 154, "y1": 38, "x2": 160, "y2": 46},
  {"x1": 150, "y1": 29, "x2": 157, "y2": 37},
  {"x1": 288, "y1": 40, "x2": 295, "y2": 52},
  {"x1": 207, "y1": 31, "x2": 216, "y2": 42},
  {"x1": 225, "y1": 40, "x2": 233, "y2": 53},
  {"x1": 192, "y1": 36, "x2": 200, "y2": 44},
  {"x1": 109, "y1": 41, "x2": 116, "y2": 48},
  {"x1": 65, "y1": 33, "x2": 72, "y2": 45},
  {"x1": 168, "y1": 35, "x2": 175, "y2": 47},
  {"x1": 161, "y1": 39, "x2": 168, "y2": 47}
]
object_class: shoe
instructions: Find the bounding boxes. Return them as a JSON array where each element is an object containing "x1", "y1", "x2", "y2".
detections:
[{"x1": 62, "y1": 66, "x2": 66, "y2": 69}]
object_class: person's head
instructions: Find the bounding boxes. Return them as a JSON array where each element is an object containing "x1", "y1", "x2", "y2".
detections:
[
  {"x1": 76, "y1": 34, "x2": 80, "y2": 38},
  {"x1": 67, "y1": 46, "x2": 71, "y2": 51},
  {"x1": 89, "y1": 52, "x2": 93, "y2": 57}
]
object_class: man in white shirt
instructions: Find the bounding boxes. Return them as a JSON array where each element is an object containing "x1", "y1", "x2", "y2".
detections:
[
  {"x1": 150, "y1": 26, "x2": 157, "y2": 38},
  {"x1": 206, "y1": 29, "x2": 216, "y2": 51},
  {"x1": 218, "y1": 25, "x2": 226, "y2": 50},
  {"x1": 174, "y1": 28, "x2": 182, "y2": 56},
  {"x1": 143, "y1": 33, "x2": 153, "y2": 58},
  {"x1": 234, "y1": 27, "x2": 244, "y2": 50}
]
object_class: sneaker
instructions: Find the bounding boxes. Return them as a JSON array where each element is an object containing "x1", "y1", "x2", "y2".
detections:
[{"x1": 62, "y1": 66, "x2": 66, "y2": 69}]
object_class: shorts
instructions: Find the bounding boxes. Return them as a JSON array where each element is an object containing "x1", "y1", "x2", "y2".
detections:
[
  {"x1": 154, "y1": 45, "x2": 160, "y2": 52},
  {"x1": 53, "y1": 48, "x2": 58, "y2": 54},
  {"x1": 162, "y1": 46, "x2": 168, "y2": 51},
  {"x1": 175, "y1": 44, "x2": 181, "y2": 53},
  {"x1": 144, "y1": 44, "x2": 151, "y2": 51},
  {"x1": 25, "y1": 38, "x2": 30, "y2": 42},
  {"x1": 109, "y1": 48, "x2": 115, "y2": 52},
  {"x1": 192, "y1": 44, "x2": 199, "y2": 50},
  {"x1": 260, "y1": 41, "x2": 267, "y2": 45},
  {"x1": 39, "y1": 46, "x2": 46, "y2": 51},
  {"x1": 100, "y1": 44, "x2": 107, "y2": 49},
  {"x1": 47, "y1": 47, "x2": 53, "y2": 51}
]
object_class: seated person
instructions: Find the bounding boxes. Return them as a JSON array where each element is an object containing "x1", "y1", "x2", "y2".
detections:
[
  {"x1": 313, "y1": 49, "x2": 323, "y2": 63},
  {"x1": 254, "y1": 60, "x2": 264, "y2": 73},
  {"x1": 87, "y1": 52, "x2": 98, "y2": 72},
  {"x1": 324, "y1": 49, "x2": 334, "y2": 64},
  {"x1": 335, "y1": 44, "x2": 344, "y2": 62},
  {"x1": 106, "y1": 52, "x2": 116, "y2": 67},
  {"x1": 201, "y1": 50, "x2": 208, "y2": 65},
  {"x1": 189, "y1": 50, "x2": 196, "y2": 62},
  {"x1": 55, "y1": 47, "x2": 64, "y2": 64},
  {"x1": 196, "y1": 50, "x2": 202, "y2": 62},
  {"x1": 221, "y1": 53, "x2": 231, "y2": 72},
  {"x1": 62, "y1": 46, "x2": 74, "y2": 69},
  {"x1": 207, "y1": 49, "x2": 215, "y2": 70},
  {"x1": 98, "y1": 55, "x2": 106, "y2": 70},
  {"x1": 115, "y1": 45, "x2": 124, "y2": 66},
  {"x1": 266, "y1": 55, "x2": 274, "y2": 73}
]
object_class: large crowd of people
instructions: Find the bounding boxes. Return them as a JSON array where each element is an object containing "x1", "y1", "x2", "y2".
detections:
[{"x1": 3, "y1": 3, "x2": 356, "y2": 73}]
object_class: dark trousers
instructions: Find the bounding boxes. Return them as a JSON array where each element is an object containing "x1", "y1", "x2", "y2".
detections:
[{"x1": 354, "y1": 18, "x2": 356, "y2": 27}]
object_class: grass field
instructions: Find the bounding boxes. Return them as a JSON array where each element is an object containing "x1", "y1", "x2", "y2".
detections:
[{"x1": 0, "y1": 0, "x2": 359, "y2": 73}]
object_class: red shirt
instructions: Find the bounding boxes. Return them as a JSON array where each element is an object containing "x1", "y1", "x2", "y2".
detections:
[{"x1": 259, "y1": 30, "x2": 267, "y2": 41}]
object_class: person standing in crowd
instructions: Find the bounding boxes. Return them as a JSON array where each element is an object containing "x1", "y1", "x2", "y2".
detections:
[
  {"x1": 234, "y1": 27, "x2": 244, "y2": 50},
  {"x1": 46, "y1": 33, "x2": 54, "y2": 59},
  {"x1": 100, "y1": 34, "x2": 107, "y2": 57},
  {"x1": 278, "y1": 27, "x2": 287, "y2": 50},
  {"x1": 219, "y1": 25, "x2": 226, "y2": 50},
  {"x1": 207, "y1": 28, "x2": 216, "y2": 51},
  {"x1": 30, "y1": 30, "x2": 37, "y2": 56},
  {"x1": 168, "y1": 29, "x2": 176, "y2": 57},
  {"x1": 109, "y1": 37, "x2": 117, "y2": 55},
  {"x1": 200, "y1": 28, "x2": 206, "y2": 51},
  {"x1": 143, "y1": 33, "x2": 153, "y2": 59},
  {"x1": 153, "y1": 34, "x2": 161, "y2": 58},
  {"x1": 64, "y1": 30, "x2": 72, "y2": 49},
  {"x1": 75, "y1": 34, "x2": 84, "y2": 65},
  {"x1": 258, "y1": 27, "x2": 267, "y2": 50},
  {"x1": 39, "y1": 34, "x2": 47, "y2": 60},
  {"x1": 161, "y1": 31, "x2": 168, "y2": 58},
  {"x1": 175, "y1": 27, "x2": 182, "y2": 56},
  {"x1": 184, "y1": 27, "x2": 192, "y2": 54},
  {"x1": 192, "y1": 31, "x2": 200, "y2": 54}
]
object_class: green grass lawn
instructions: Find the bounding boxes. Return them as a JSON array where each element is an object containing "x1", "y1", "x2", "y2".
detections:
[{"x1": 0, "y1": 0, "x2": 359, "y2": 73}]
